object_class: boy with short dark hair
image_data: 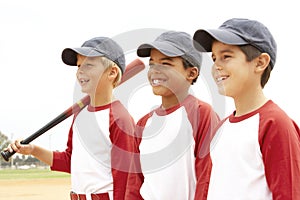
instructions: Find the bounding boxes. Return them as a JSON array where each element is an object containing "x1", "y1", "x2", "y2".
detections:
[
  {"x1": 126, "y1": 31, "x2": 220, "y2": 200},
  {"x1": 193, "y1": 18, "x2": 300, "y2": 199}
]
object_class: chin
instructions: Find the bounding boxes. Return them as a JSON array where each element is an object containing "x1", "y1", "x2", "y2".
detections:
[{"x1": 218, "y1": 88, "x2": 227, "y2": 96}]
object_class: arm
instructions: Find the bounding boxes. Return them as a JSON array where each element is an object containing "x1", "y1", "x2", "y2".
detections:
[
  {"x1": 7, "y1": 140, "x2": 53, "y2": 166},
  {"x1": 110, "y1": 105, "x2": 144, "y2": 200},
  {"x1": 261, "y1": 117, "x2": 300, "y2": 199},
  {"x1": 193, "y1": 103, "x2": 220, "y2": 200},
  {"x1": 50, "y1": 119, "x2": 75, "y2": 173},
  {"x1": 124, "y1": 128, "x2": 144, "y2": 200},
  {"x1": 7, "y1": 123, "x2": 74, "y2": 169},
  {"x1": 50, "y1": 147, "x2": 72, "y2": 173},
  {"x1": 124, "y1": 114, "x2": 151, "y2": 200}
]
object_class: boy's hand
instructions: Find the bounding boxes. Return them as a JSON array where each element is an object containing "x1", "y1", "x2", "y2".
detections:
[{"x1": 6, "y1": 139, "x2": 34, "y2": 155}]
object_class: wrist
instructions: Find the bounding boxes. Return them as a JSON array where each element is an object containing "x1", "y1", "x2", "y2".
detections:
[{"x1": 29, "y1": 144, "x2": 35, "y2": 155}]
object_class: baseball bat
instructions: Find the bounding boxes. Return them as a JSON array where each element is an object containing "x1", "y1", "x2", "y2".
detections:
[{"x1": 1, "y1": 59, "x2": 145, "y2": 161}]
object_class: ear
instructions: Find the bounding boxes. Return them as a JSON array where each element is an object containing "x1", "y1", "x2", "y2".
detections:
[
  {"x1": 186, "y1": 67, "x2": 199, "y2": 82},
  {"x1": 255, "y1": 53, "x2": 270, "y2": 73},
  {"x1": 107, "y1": 65, "x2": 119, "y2": 80}
]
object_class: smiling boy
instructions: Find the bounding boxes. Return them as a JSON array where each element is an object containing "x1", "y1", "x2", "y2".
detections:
[
  {"x1": 7, "y1": 37, "x2": 137, "y2": 200},
  {"x1": 126, "y1": 31, "x2": 219, "y2": 200},
  {"x1": 193, "y1": 18, "x2": 300, "y2": 199}
]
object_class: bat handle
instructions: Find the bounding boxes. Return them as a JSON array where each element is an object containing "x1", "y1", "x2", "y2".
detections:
[
  {"x1": 1, "y1": 150, "x2": 15, "y2": 162},
  {"x1": 1, "y1": 140, "x2": 27, "y2": 161}
]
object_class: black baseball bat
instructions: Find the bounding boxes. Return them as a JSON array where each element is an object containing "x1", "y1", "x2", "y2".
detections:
[{"x1": 1, "y1": 59, "x2": 145, "y2": 161}]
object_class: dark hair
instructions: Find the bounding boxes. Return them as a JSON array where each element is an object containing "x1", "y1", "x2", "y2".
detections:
[
  {"x1": 239, "y1": 45, "x2": 272, "y2": 88},
  {"x1": 182, "y1": 58, "x2": 198, "y2": 85}
]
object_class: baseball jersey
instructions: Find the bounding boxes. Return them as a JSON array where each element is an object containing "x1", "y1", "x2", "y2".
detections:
[
  {"x1": 51, "y1": 100, "x2": 136, "y2": 200},
  {"x1": 127, "y1": 95, "x2": 219, "y2": 200},
  {"x1": 204, "y1": 100, "x2": 300, "y2": 200}
]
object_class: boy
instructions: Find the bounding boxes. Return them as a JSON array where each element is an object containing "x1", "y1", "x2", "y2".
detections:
[
  {"x1": 7, "y1": 37, "x2": 136, "y2": 200},
  {"x1": 193, "y1": 18, "x2": 300, "y2": 199},
  {"x1": 126, "y1": 31, "x2": 219, "y2": 200}
]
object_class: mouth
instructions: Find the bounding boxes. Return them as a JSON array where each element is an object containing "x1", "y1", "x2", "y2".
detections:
[
  {"x1": 216, "y1": 75, "x2": 229, "y2": 83},
  {"x1": 78, "y1": 78, "x2": 90, "y2": 86},
  {"x1": 150, "y1": 78, "x2": 167, "y2": 86}
]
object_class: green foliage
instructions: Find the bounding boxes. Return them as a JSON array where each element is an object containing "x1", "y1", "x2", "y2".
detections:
[{"x1": 0, "y1": 131, "x2": 10, "y2": 152}]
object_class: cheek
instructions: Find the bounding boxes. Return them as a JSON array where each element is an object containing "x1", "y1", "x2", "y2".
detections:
[{"x1": 147, "y1": 70, "x2": 151, "y2": 81}]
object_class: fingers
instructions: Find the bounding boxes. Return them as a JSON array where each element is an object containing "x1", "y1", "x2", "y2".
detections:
[{"x1": 7, "y1": 139, "x2": 22, "y2": 153}]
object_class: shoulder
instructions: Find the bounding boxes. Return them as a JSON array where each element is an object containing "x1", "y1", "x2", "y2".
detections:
[
  {"x1": 259, "y1": 100, "x2": 297, "y2": 130},
  {"x1": 136, "y1": 110, "x2": 155, "y2": 127},
  {"x1": 110, "y1": 101, "x2": 135, "y2": 129},
  {"x1": 110, "y1": 100, "x2": 133, "y2": 119},
  {"x1": 183, "y1": 95, "x2": 219, "y2": 123},
  {"x1": 258, "y1": 100, "x2": 300, "y2": 145},
  {"x1": 183, "y1": 95, "x2": 215, "y2": 112}
]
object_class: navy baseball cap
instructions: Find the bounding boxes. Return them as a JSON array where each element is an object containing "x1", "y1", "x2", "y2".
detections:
[
  {"x1": 137, "y1": 31, "x2": 202, "y2": 70},
  {"x1": 62, "y1": 37, "x2": 125, "y2": 73},
  {"x1": 193, "y1": 18, "x2": 277, "y2": 69}
]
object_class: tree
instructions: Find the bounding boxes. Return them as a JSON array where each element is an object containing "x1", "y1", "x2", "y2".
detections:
[
  {"x1": 0, "y1": 131, "x2": 11, "y2": 153},
  {"x1": 0, "y1": 131, "x2": 11, "y2": 165}
]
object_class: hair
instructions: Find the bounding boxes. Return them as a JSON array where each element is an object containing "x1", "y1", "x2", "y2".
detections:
[
  {"x1": 182, "y1": 58, "x2": 198, "y2": 85},
  {"x1": 239, "y1": 45, "x2": 272, "y2": 88},
  {"x1": 100, "y1": 57, "x2": 122, "y2": 88}
]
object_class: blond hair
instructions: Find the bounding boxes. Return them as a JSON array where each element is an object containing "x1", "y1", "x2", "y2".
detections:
[{"x1": 100, "y1": 57, "x2": 122, "y2": 88}]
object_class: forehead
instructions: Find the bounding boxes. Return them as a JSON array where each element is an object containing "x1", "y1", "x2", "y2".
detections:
[
  {"x1": 76, "y1": 54, "x2": 102, "y2": 63},
  {"x1": 211, "y1": 40, "x2": 241, "y2": 54}
]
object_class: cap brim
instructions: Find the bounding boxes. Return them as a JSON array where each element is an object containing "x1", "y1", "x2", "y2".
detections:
[
  {"x1": 193, "y1": 29, "x2": 248, "y2": 52},
  {"x1": 61, "y1": 47, "x2": 105, "y2": 66},
  {"x1": 137, "y1": 42, "x2": 184, "y2": 58}
]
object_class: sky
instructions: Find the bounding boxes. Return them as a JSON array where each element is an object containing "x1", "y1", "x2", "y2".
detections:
[{"x1": 0, "y1": 0, "x2": 299, "y2": 152}]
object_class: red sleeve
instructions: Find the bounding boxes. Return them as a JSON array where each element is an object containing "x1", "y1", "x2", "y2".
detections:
[
  {"x1": 260, "y1": 110, "x2": 300, "y2": 199},
  {"x1": 188, "y1": 101, "x2": 220, "y2": 200},
  {"x1": 124, "y1": 113, "x2": 152, "y2": 200},
  {"x1": 110, "y1": 103, "x2": 144, "y2": 200},
  {"x1": 50, "y1": 118, "x2": 75, "y2": 173}
]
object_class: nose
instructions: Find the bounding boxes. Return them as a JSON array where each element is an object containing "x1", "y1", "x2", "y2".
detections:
[
  {"x1": 212, "y1": 62, "x2": 222, "y2": 71},
  {"x1": 148, "y1": 64, "x2": 162, "y2": 74}
]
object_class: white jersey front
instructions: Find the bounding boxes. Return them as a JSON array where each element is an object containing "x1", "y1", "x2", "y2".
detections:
[
  {"x1": 71, "y1": 107, "x2": 113, "y2": 195},
  {"x1": 139, "y1": 107, "x2": 196, "y2": 200}
]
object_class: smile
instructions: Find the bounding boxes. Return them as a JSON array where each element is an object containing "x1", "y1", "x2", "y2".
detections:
[
  {"x1": 79, "y1": 78, "x2": 89, "y2": 85},
  {"x1": 151, "y1": 78, "x2": 166, "y2": 86},
  {"x1": 216, "y1": 75, "x2": 229, "y2": 83}
]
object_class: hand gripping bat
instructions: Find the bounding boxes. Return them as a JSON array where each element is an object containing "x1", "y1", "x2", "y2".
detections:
[{"x1": 1, "y1": 58, "x2": 145, "y2": 161}]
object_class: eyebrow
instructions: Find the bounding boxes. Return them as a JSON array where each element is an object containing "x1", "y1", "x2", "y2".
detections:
[
  {"x1": 149, "y1": 57, "x2": 174, "y2": 62},
  {"x1": 219, "y1": 48, "x2": 235, "y2": 54}
]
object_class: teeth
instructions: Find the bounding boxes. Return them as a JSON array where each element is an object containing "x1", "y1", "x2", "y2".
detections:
[
  {"x1": 152, "y1": 79, "x2": 165, "y2": 85},
  {"x1": 217, "y1": 76, "x2": 227, "y2": 82},
  {"x1": 79, "y1": 79, "x2": 89, "y2": 84},
  {"x1": 153, "y1": 79, "x2": 160, "y2": 84}
]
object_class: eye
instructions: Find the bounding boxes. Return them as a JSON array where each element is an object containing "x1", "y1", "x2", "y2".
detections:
[
  {"x1": 211, "y1": 55, "x2": 216, "y2": 62},
  {"x1": 162, "y1": 62, "x2": 171, "y2": 65},
  {"x1": 223, "y1": 54, "x2": 232, "y2": 60}
]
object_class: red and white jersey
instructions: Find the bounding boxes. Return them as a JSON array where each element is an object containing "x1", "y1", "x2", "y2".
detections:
[
  {"x1": 206, "y1": 100, "x2": 300, "y2": 200},
  {"x1": 131, "y1": 95, "x2": 219, "y2": 200},
  {"x1": 51, "y1": 100, "x2": 136, "y2": 200}
]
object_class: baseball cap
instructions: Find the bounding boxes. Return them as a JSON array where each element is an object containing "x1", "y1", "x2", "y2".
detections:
[
  {"x1": 61, "y1": 37, "x2": 125, "y2": 73},
  {"x1": 137, "y1": 31, "x2": 202, "y2": 70},
  {"x1": 193, "y1": 18, "x2": 277, "y2": 69}
]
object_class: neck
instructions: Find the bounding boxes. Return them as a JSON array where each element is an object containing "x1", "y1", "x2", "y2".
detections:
[
  {"x1": 89, "y1": 91, "x2": 113, "y2": 107},
  {"x1": 161, "y1": 91, "x2": 189, "y2": 110},
  {"x1": 233, "y1": 88, "x2": 268, "y2": 117}
]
